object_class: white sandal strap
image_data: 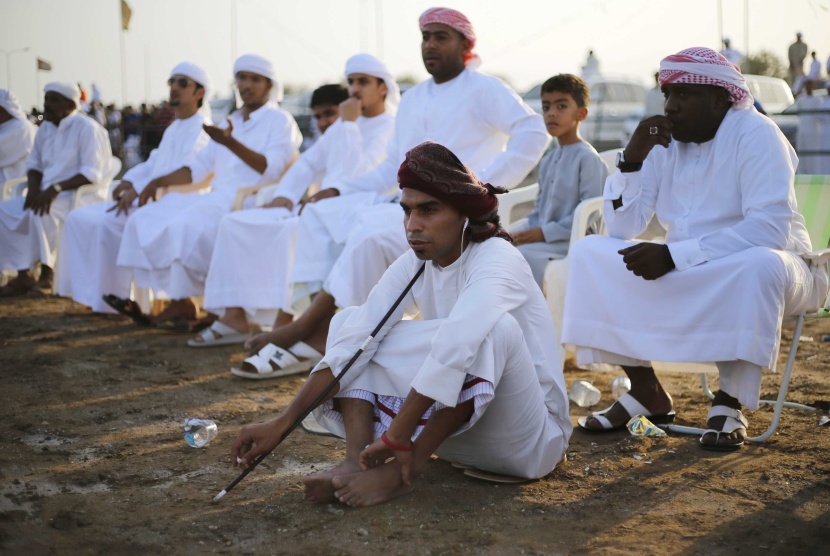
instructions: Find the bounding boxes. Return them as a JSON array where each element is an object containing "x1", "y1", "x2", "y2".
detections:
[
  {"x1": 210, "y1": 321, "x2": 241, "y2": 337},
  {"x1": 706, "y1": 406, "x2": 748, "y2": 427},
  {"x1": 591, "y1": 413, "x2": 614, "y2": 429},
  {"x1": 241, "y1": 351, "x2": 271, "y2": 374},
  {"x1": 267, "y1": 345, "x2": 301, "y2": 369},
  {"x1": 615, "y1": 393, "x2": 649, "y2": 418},
  {"x1": 196, "y1": 321, "x2": 240, "y2": 342},
  {"x1": 289, "y1": 341, "x2": 323, "y2": 360}
]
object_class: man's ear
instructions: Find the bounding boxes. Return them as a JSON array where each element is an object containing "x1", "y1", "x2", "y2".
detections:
[
  {"x1": 577, "y1": 106, "x2": 589, "y2": 122},
  {"x1": 714, "y1": 87, "x2": 732, "y2": 109}
]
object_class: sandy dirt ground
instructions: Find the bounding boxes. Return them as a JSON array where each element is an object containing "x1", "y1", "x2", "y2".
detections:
[{"x1": 1, "y1": 293, "x2": 829, "y2": 555}]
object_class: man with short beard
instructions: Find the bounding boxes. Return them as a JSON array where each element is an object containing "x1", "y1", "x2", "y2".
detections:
[
  {"x1": 0, "y1": 82, "x2": 110, "y2": 296},
  {"x1": 115, "y1": 54, "x2": 301, "y2": 329},
  {"x1": 58, "y1": 62, "x2": 212, "y2": 315}
]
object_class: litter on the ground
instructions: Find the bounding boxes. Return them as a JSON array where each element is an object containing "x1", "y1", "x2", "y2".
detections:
[{"x1": 627, "y1": 415, "x2": 667, "y2": 437}]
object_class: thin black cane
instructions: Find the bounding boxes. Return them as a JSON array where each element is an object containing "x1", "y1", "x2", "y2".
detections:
[{"x1": 213, "y1": 262, "x2": 427, "y2": 502}]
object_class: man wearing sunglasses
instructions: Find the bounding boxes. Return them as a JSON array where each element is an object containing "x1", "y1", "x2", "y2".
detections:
[
  {"x1": 58, "y1": 62, "x2": 212, "y2": 315},
  {"x1": 114, "y1": 54, "x2": 302, "y2": 330}
]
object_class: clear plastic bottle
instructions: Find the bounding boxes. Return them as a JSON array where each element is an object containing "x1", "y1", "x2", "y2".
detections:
[
  {"x1": 611, "y1": 376, "x2": 632, "y2": 400},
  {"x1": 184, "y1": 418, "x2": 218, "y2": 448},
  {"x1": 569, "y1": 380, "x2": 602, "y2": 408}
]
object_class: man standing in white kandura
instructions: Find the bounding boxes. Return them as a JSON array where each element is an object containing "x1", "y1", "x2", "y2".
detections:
[
  {"x1": 58, "y1": 62, "x2": 212, "y2": 316},
  {"x1": 190, "y1": 54, "x2": 397, "y2": 352},
  {"x1": 115, "y1": 54, "x2": 301, "y2": 331},
  {"x1": 562, "y1": 47, "x2": 828, "y2": 451},
  {"x1": 0, "y1": 82, "x2": 110, "y2": 296},
  {"x1": 240, "y1": 7, "x2": 549, "y2": 373}
]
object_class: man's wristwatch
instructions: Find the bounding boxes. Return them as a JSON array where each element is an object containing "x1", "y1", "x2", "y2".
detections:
[
  {"x1": 51, "y1": 183, "x2": 63, "y2": 194},
  {"x1": 615, "y1": 151, "x2": 643, "y2": 173}
]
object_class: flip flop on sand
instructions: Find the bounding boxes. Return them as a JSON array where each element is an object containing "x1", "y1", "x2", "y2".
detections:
[
  {"x1": 102, "y1": 294, "x2": 151, "y2": 326},
  {"x1": 231, "y1": 341, "x2": 323, "y2": 380}
]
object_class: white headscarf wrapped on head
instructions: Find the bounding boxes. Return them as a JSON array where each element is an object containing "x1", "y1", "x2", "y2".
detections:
[
  {"x1": 233, "y1": 53, "x2": 283, "y2": 102},
  {"x1": 44, "y1": 81, "x2": 81, "y2": 107},
  {"x1": 170, "y1": 61, "x2": 213, "y2": 124},
  {"x1": 344, "y1": 53, "x2": 400, "y2": 115},
  {"x1": 0, "y1": 89, "x2": 27, "y2": 122},
  {"x1": 659, "y1": 47, "x2": 753, "y2": 109}
]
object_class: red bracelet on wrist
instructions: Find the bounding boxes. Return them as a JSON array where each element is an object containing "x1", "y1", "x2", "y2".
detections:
[{"x1": 381, "y1": 431, "x2": 413, "y2": 452}]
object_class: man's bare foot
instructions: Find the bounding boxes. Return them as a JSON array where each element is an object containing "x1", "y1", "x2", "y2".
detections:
[
  {"x1": 244, "y1": 330, "x2": 276, "y2": 355},
  {"x1": 332, "y1": 461, "x2": 414, "y2": 508},
  {"x1": 36, "y1": 265, "x2": 53, "y2": 292},
  {"x1": 302, "y1": 460, "x2": 361, "y2": 504},
  {"x1": 150, "y1": 299, "x2": 196, "y2": 325}
]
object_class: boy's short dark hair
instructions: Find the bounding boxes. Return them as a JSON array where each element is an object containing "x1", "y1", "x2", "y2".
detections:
[
  {"x1": 310, "y1": 84, "x2": 349, "y2": 108},
  {"x1": 541, "y1": 74, "x2": 590, "y2": 108}
]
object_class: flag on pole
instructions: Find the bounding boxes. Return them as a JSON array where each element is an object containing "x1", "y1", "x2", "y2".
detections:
[
  {"x1": 121, "y1": 0, "x2": 132, "y2": 31},
  {"x1": 36, "y1": 58, "x2": 52, "y2": 71}
]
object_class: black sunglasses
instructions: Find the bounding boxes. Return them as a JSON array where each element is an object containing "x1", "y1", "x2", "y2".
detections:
[{"x1": 167, "y1": 77, "x2": 193, "y2": 88}]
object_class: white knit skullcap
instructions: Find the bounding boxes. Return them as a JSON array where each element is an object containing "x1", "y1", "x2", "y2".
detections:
[
  {"x1": 233, "y1": 53, "x2": 283, "y2": 102},
  {"x1": 44, "y1": 81, "x2": 81, "y2": 106}
]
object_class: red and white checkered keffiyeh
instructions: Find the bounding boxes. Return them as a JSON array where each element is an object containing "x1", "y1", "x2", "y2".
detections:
[
  {"x1": 419, "y1": 7, "x2": 481, "y2": 69},
  {"x1": 659, "y1": 47, "x2": 753, "y2": 109}
]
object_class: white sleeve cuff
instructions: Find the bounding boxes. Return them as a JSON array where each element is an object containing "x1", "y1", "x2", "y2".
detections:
[
  {"x1": 410, "y1": 355, "x2": 467, "y2": 407},
  {"x1": 667, "y1": 238, "x2": 706, "y2": 271}
]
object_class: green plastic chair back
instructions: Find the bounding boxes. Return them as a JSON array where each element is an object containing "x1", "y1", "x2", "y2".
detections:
[{"x1": 793, "y1": 174, "x2": 830, "y2": 250}]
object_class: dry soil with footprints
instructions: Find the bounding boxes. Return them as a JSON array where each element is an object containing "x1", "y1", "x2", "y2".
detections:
[{"x1": 1, "y1": 294, "x2": 829, "y2": 555}]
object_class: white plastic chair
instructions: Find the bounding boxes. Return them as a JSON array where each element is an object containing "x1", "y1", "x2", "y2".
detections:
[
  {"x1": 541, "y1": 149, "x2": 620, "y2": 345},
  {"x1": 2, "y1": 177, "x2": 28, "y2": 200},
  {"x1": 72, "y1": 157, "x2": 122, "y2": 209},
  {"x1": 661, "y1": 174, "x2": 830, "y2": 442}
]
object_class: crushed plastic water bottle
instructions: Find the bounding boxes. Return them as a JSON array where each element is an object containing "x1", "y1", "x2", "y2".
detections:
[
  {"x1": 184, "y1": 418, "x2": 218, "y2": 448},
  {"x1": 569, "y1": 380, "x2": 602, "y2": 408},
  {"x1": 611, "y1": 376, "x2": 632, "y2": 400},
  {"x1": 627, "y1": 415, "x2": 666, "y2": 437}
]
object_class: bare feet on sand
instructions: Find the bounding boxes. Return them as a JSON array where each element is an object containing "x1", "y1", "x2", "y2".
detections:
[
  {"x1": 332, "y1": 461, "x2": 414, "y2": 508},
  {"x1": 302, "y1": 461, "x2": 361, "y2": 504}
]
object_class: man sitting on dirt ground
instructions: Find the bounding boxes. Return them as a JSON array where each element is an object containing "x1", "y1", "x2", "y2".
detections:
[
  {"x1": 561, "y1": 47, "x2": 828, "y2": 451},
  {"x1": 115, "y1": 54, "x2": 301, "y2": 331},
  {"x1": 0, "y1": 82, "x2": 110, "y2": 296},
  {"x1": 232, "y1": 141, "x2": 571, "y2": 508},
  {"x1": 239, "y1": 7, "x2": 548, "y2": 372}
]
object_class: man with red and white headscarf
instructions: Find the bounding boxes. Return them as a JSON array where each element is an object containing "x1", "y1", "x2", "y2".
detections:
[
  {"x1": 562, "y1": 48, "x2": 828, "y2": 451},
  {"x1": 243, "y1": 6, "x2": 548, "y2": 370},
  {"x1": 232, "y1": 142, "x2": 570, "y2": 508}
]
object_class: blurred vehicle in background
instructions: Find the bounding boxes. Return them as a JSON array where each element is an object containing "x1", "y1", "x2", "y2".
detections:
[
  {"x1": 523, "y1": 76, "x2": 647, "y2": 152},
  {"x1": 279, "y1": 91, "x2": 317, "y2": 150}
]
